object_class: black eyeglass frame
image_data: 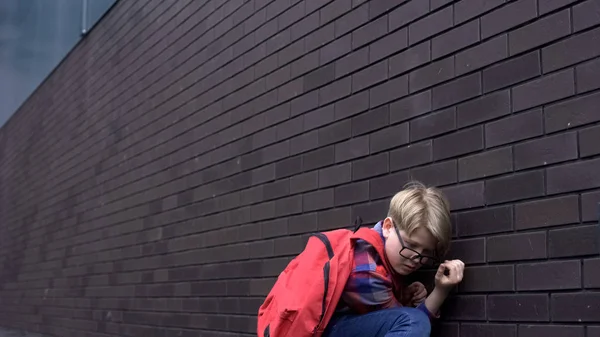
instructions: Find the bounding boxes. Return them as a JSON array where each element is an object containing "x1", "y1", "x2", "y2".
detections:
[{"x1": 391, "y1": 220, "x2": 440, "y2": 267}]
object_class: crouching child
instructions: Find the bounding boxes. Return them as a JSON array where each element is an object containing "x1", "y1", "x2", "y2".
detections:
[{"x1": 258, "y1": 182, "x2": 465, "y2": 337}]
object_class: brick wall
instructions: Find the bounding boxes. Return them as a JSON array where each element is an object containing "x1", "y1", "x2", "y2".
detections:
[{"x1": 0, "y1": 0, "x2": 599, "y2": 336}]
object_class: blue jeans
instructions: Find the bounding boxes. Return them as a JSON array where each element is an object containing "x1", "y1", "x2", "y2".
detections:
[{"x1": 323, "y1": 307, "x2": 431, "y2": 337}]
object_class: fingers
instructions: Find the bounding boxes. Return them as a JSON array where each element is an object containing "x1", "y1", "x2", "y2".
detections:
[{"x1": 445, "y1": 260, "x2": 465, "y2": 283}]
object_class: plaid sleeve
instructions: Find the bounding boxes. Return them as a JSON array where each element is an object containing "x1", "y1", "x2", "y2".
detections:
[{"x1": 341, "y1": 240, "x2": 400, "y2": 314}]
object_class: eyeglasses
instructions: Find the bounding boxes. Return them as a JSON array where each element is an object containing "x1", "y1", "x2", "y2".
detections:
[{"x1": 392, "y1": 221, "x2": 439, "y2": 267}]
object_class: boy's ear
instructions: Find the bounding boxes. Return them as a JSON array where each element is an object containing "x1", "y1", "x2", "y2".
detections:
[{"x1": 382, "y1": 217, "x2": 393, "y2": 238}]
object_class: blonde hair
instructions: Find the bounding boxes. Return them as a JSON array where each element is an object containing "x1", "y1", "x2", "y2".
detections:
[{"x1": 387, "y1": 181, "x2": 452, "y2": 257}]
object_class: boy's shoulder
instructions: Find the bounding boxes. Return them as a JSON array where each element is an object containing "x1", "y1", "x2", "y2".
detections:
[{"x1": 352, "y1": 236, "x2": 387, "y2": 275}]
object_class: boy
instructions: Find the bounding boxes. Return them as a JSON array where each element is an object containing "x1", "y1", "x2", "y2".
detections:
[{"x1": 323, "y1": 182, "x2": 465, "y2": 337}]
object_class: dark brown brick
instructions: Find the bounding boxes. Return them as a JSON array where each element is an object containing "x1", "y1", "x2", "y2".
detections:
[
  {"x1": 488, "y1": 294, "x2": 549, "y2": 322},
  {"x1": 409, "y1": 160, "x2": 457, "y2": 187},
  {"x1": 351, "y1": 60, "x2": 389, "y2": 93},
  {"x1": 581, "y1": 190, "x2": 600, "y2": 222},
  {"x1": 388, "y1": 0, "x2": 429, "y2": 31},
  {"x1": 517, "y1": 261, "x2": 581, "y2": 291},
  {"x1": 389, "y1": 141, "x2": 433, "y2": 171},
  {"x1": 319, "y1": 120, "x2": 351, "y2": 146},
  {"x1": 584, "y1": 258, "x2": 600, "y2": 288},
  {"x1": 369, "y1": 75, "x2": 409, "y2": 108},
  {"x1": 334, "y1": 135, "x2": 369, "y2": 163},
  {"x1": 318, "y1": 163, "x2": 352, "y2": 187},
  {"x1": 408, "y1": 5, "x2": 453, "y2": 44},
  {"x1": 573, "y1": 0, "x2": 600, "y2": 32},
  {"x1": 352, "y1": 105, "x2": 389, "y2": 136},
  {"x1": 514, "y1": 132, "x2": 578, "y2": 170},
  {"x1": 369, "y1": 122, "x2": 409, "y2": 153},
  {"x1": 317, "y1": 207, "x2": 353, "y2": 231},
  {"x1": 457, "y1": 90, "x2": 511, "y2": 128},
  {"x1": 441, "y1": 182, "x2": 485, "y2": 210},
  {"x1": 458, "y1": 147, "x2": 513, "y2": 182},
  {"x1": 485, "y1": 170, "x2": 545, "y2": 204},
  {"x1": 352, "y1": 152, "x2": 389, "y2": 180},
  {"x1": 334, "y1": 181, "x2": 369, "y2": 206},
  {"x1": 519, "y1": 325, "x2": 585, "y2": 337},
  {"x1": 576, "y1": 57, "x2": 600, "y2": 93},
  {"x1": 290, "y1": 171, "x2": 319, "y2": 194},
  {"x1": 487, "y1": 231, "x2": 547, "y2": 262},
  {"x1": 264, "y1": 179, "x2": 291, "y2": 200},
  {"x1": 335, "y1": 5, "x2": 369, "y2": 37},
  {"x1": 545, "y1": 91, "x2": 600, "y2": 133},
  {"x1": 456, "y1": 34, "x2": 508, "y2": 75},
  {"x1": 389, "y1": 41, "x2": 431, "y2": 77},
  {"x1": 549, "y1": 225, "x2": 600, "y2": 258},
  {"x1": 352, "y1": 15, "x2": 388, "y2": 49},
  {"x1": 454, "y1": 0, "x2": 503, "y2": 24},
  {"x1": 352, "y1": 199, "x2": 388, "y2": 224},
  {"x1": 320, "y1": 0, "x2": 352, "y2": 25},
  {"x1": 461, "y1": 324, "x2": 517, "y2": 337},
  {"x1": 456, "y1": 206, "x2": 513, "y2": 237},
  {"x1": 540, "y1": 0, "x2": 575, "y2": 13},
  {"x1": 432, "y1": 323, "x2": 460, "y2": 337},
  {"x1": 276, "y1": 156, "x2": 303, "y2": 179},
  {"x1": 288, "y1": 213, "x2": 318, "y2": 235},
  {"x1": 433, "y1": 125, "x2": 484, "y2": 160},
  {"x1": 369, "y1": 171, "x2": 411, "y2": 200},
  {"x1": 263, "y1": 218, "x2": 290, "y2": 239},
  {"x1": 515, "y1": 195, "x2": 580, "y2": 229},
  {"x1": 367, "y1": 0, "x2": 404, "y2": 19},
  {"x1": 390, "y1": 90, "x2": 432, "y2": 123},
  {"x1": 409, "y1": 57, "x2": 455, "y2": 93},
  {"x1": 485, "y1": 109, "x2": 543, "y2": 147},
  {"x1": 335, "y1": 48, "x2": 369, "y2": 79},
  {"x1": 321, "y1": 33, "x2": 352, "y2": 65},
  {"x1": 334, "y1": 91, "x2": 370, "y2": 120},
  {"x1": 447, "y1": 238, "x2": 485, "y2": 264},
  {"x1": 512, "y1": 69, "x2": 575, "y2": 112},
  {"x1": 541, "y1": 26, "x2": 600, "y2": 73},
  {"x1": 303, "y1": 188, "x2": 334, "y2": 211},
  {"x1": 443, "y1": 295, "x2": 487, "y2": 321},
  {"x1": 552, "y1": 293, "x2": 600, "y2": 322},
  {"x1": 483, "y1": 51, "x2": 541, "y2": 93},
  {"x1": 432, "y1": 73, "x2": 482, "y2": 109},
  {"x1": 304, "y1": 105, "x2": 335, "y2": 131},
  {"x1": 292, "y1": 51, "x2": 320, "y2": 78},
  {"x1": 303, "y1": 146, "x2": 335, "y2": 171},
  {"x1": 369, "y1": 28, "x2": 409, "y2": 62},
  {"x1": 291, "y1": 91, "x2": 319, "y2": 116},
  {"x1": 459, "y1": 265, "x2": 515, "y2": 293},
  {"x1": 410, "y1": 107, "x2": 456, "y2": 141},
  {"x1": 590, "y1": 326, "x2": 600, "y2": 337},
  {"x1": 547, "y1": 157, "x2": 600, "y2": 194},
  {"x1": 319, "y1": 77, "x2": 352, "y2": 105},
  {"x1": 481, "y1": 0, "x2": 538, "y2": 39},
  {"x1": 432, "y1": 20, "x2": 480, "y2": 58},
  {"x1": 509, "y1": 9, "x2": 571, "y2": 56},
  {"x1": 431, "y1": 0, "x2": 453, "y2": 10}
]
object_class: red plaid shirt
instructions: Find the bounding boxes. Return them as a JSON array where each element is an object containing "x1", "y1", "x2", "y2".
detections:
[{"x1": 336, "y1": 221, "x2": 437, "y2": 320}]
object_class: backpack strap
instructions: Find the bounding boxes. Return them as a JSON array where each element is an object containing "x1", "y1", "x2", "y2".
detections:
[{"x1": 350, "y1": 227, "x2": 386, "y2": 261}]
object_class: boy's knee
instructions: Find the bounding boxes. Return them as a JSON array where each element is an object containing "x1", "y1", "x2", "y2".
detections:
[{"x1": 394, "y1": 307, "x2": 431, "y2": 335}]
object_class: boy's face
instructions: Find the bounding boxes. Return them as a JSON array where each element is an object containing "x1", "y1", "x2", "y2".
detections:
[{"x1": 381, "y1": 217, "x2": 438, "y2": 275}]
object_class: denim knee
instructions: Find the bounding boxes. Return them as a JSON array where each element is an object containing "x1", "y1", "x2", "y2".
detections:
[{"x1": 393, "y1": 307, "x2": 431, "y2": 336}]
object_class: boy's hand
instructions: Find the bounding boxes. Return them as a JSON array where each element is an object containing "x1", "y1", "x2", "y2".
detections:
[
  {"x1": 434, "y1": 259, "x2": 465, "y2": 291},
  {"x1": 406, "y1": 281, "x2": 427, "y2": 306}
]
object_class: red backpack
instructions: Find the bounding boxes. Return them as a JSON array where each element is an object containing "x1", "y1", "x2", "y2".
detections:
[{"x1": 257, "y1": 219, "x2": 387, "y2": 337}]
